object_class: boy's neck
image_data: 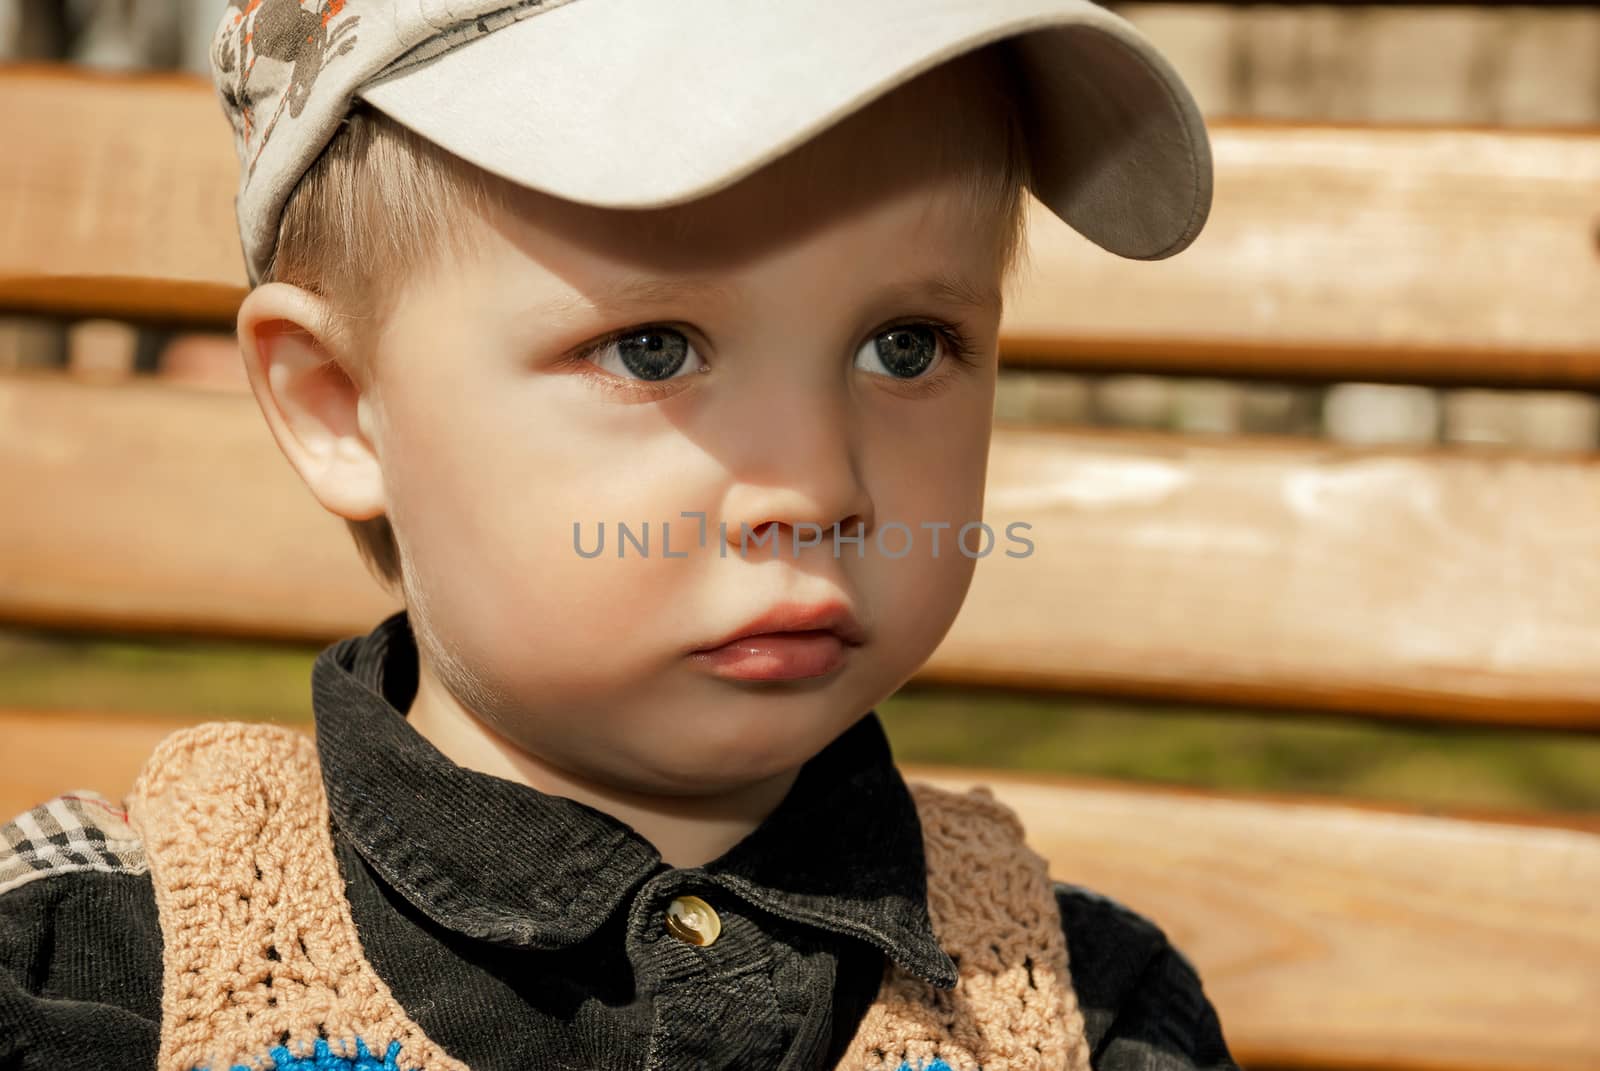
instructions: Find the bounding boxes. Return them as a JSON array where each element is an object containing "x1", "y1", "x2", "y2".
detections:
[{"x1": 404, "y1": 668, "x2": 799, "y2": 870}]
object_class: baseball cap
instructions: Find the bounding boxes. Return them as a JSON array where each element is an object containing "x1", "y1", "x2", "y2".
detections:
[{"x1": 211, "y1": 0, "x2": 1214, "y2": 288}]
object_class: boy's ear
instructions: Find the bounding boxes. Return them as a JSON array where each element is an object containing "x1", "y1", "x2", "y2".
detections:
[{"x1": 237, "y1": 282, "x2": 388, "y2": 523}]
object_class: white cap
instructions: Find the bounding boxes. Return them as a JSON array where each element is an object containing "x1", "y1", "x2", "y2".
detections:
[{"x1": 211, "y1": 0, "x2": 1213, "y2": 287}]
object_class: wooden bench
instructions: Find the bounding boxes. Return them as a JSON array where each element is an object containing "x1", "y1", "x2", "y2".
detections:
[{"x1": 2, "y1": 64, "x2": 1597, "y2": 1071}]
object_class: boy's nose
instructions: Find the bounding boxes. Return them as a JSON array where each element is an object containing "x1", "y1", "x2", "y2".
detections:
[
  {"x1": 715, "y1": 383, "x2": 876, "y2": 556},
  {"x1": 720, "y1": 488, "x2": 874, "y2": 560},
  {"x1": 719, "y1": 458, "x2": 875, "y2": 560}
]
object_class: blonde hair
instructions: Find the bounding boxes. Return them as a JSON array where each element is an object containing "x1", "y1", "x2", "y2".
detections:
[
  {"x1": 264, "y1": 104, "x2": 512, "y2": 595},
  {"x1": 263, "y1": 44, "x2": 1034, "y2": 596}
]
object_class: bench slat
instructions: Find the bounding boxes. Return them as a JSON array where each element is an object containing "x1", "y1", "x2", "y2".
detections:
[
  {"x1": 3, "y1": 66, "x2": 1598, "y2": 386},
  {"x1": 952, "y1": 424, "x2": 1600, "y2": 728},
  {"x1": 913, "y1": 765, "x2": 1600, "y2": 1071},
  {"x1": 0, "y1": 373, "x2": 397, "y2": 641},
  {"x1": 1005, "y1": 122, "x2": 1600, "y2": 388},
  {"x1": 0, "y1": 67, "x2": 244, "y2": 325},
  {"x1": 5, "y1": 373, "x2": 1600, "y2": 727},
  {"x1": 6, "y1": 709, "x2": 1595, "y2": 1071}
]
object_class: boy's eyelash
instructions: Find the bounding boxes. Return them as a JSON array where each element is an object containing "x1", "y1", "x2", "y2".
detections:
[
  {"x1": 563, "y1": 327, "x2": 696, "y2": 401},
  {"x1": 570, "y1": 328, "x2": 668, "y2": 374},
  {"x1": 895, "y1": 317, "x2": 982, "y2": 370}
]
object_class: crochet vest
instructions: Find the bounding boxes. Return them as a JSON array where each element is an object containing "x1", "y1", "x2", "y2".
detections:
[{"x1": 124, "y1": 722, "x2": 1092, "y2": 1071}]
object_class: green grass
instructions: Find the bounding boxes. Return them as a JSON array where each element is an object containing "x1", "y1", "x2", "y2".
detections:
[
  {"x1": 0, "y1": 628, "x2": 317, "y2": 721},
  {"x1": 878, "y1": 684, "x2": 1600, "y2": 814},
  {"x1": 4, "y1": 627, "x2": 1597, "y2": 816}
]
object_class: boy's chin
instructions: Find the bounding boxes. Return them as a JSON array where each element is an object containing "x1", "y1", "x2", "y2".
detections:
[{"x1": 610, "y1": 712, "x2": 857, "y2": 796}]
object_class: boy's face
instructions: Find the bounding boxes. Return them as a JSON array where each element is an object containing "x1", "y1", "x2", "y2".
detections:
[{"x1": 347, "y1": 74, "x2": 1009, "y2": 796}]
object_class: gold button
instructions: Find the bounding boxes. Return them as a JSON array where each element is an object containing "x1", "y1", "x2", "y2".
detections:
[{"x1": 664, "y1": 894, "x2": 721, "y2": 947}]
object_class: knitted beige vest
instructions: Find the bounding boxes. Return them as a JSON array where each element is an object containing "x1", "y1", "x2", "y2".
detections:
[{"x1": 125, "y1": 722, "x2": 1091, "y2": 1071}]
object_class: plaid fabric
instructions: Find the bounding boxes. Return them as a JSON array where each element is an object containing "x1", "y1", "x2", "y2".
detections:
[{"x1": 0, "y1": 791, "x2": 147, "y2": 897}]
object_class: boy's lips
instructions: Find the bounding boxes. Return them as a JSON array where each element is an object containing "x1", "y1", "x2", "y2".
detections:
[
  {"x1": 688, "y1": 600, "x2": 866, "y2": 681},
  {"x1": 692, "y1": 600, "x2": 867, "y2": 653},
  {"x1": 688, "y1": 631, "x2": 854, "y2": 682}
]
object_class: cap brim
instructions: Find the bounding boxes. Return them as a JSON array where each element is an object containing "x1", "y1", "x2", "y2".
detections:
[{"x1": 357, "y1": 0, "x2": 1212, "y2": 260}]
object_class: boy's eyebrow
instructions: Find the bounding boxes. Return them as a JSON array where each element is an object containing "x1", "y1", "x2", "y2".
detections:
[
  {"x1": 536, "y1": 276, "x2": 741, "y2": 319},
  {"x1": 881, "y1": 272, "x2": 1004, "y2": 313}
]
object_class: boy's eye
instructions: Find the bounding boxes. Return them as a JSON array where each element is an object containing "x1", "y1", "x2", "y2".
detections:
[
  {"x1": 854, "y1": 325, "x2": 942, "y2": 379},
  {"x1": 585, "y1": 327, "x2": 704, "y2": 382}
]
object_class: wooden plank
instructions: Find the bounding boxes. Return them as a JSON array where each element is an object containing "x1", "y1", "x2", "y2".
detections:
[
  {"x1": 0, "y1": 65, "x2": 244, "y2": 326},
  {"x1": 7, "y1": 373, "x2": 1600, "y2": 727},
  {"x1": 0, "y1": 709, "x2": 206, "y2": 823},
  {"x1": 4, "y1": 708, "x2": 1595, "y2": 1071},
  {"x1": 0, "y1": 372, "x2": 400, "y2": 642},
  {"x1": 913, "y1": 764, "x2": 1600, "y2": 1071},
  {"x1": 3, "y1": 64, "x2": 1599, "y2": 385},
  {"x1": 1004, "y1": 121, "x2": 1600, "y2": 388},
  {"x1": 944, "y1": 424, "x2": 1600, "y2": 728},
  {"x1": 1233, "y1": 5, "x2": 1502, "y2": 124},
  {"x1": 1499, "y1": 9, "x2": 1600, "y2": 127}
]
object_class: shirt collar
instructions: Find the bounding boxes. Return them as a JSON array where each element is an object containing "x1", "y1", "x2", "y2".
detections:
[{"x1": 312, "y1": 610, "x2": 958, "y2": 989}]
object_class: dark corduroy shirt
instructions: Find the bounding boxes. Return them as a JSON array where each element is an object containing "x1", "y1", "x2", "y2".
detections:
[{"x1": 1, "y1": 611, "x2": 1237, "y2": 1071}]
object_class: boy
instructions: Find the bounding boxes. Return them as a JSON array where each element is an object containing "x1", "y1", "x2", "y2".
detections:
[{"x1": 1, "y1": 1, "x2": 1231, "y2": 1069}]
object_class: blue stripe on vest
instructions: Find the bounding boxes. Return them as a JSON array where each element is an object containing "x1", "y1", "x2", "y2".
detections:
[
  {"x1": 200, "y1": 1040, "x2": 959, "y2": 1070},
  {"x1": 198, "y1": 1037, "x2": 416, "y2": 1071}
]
